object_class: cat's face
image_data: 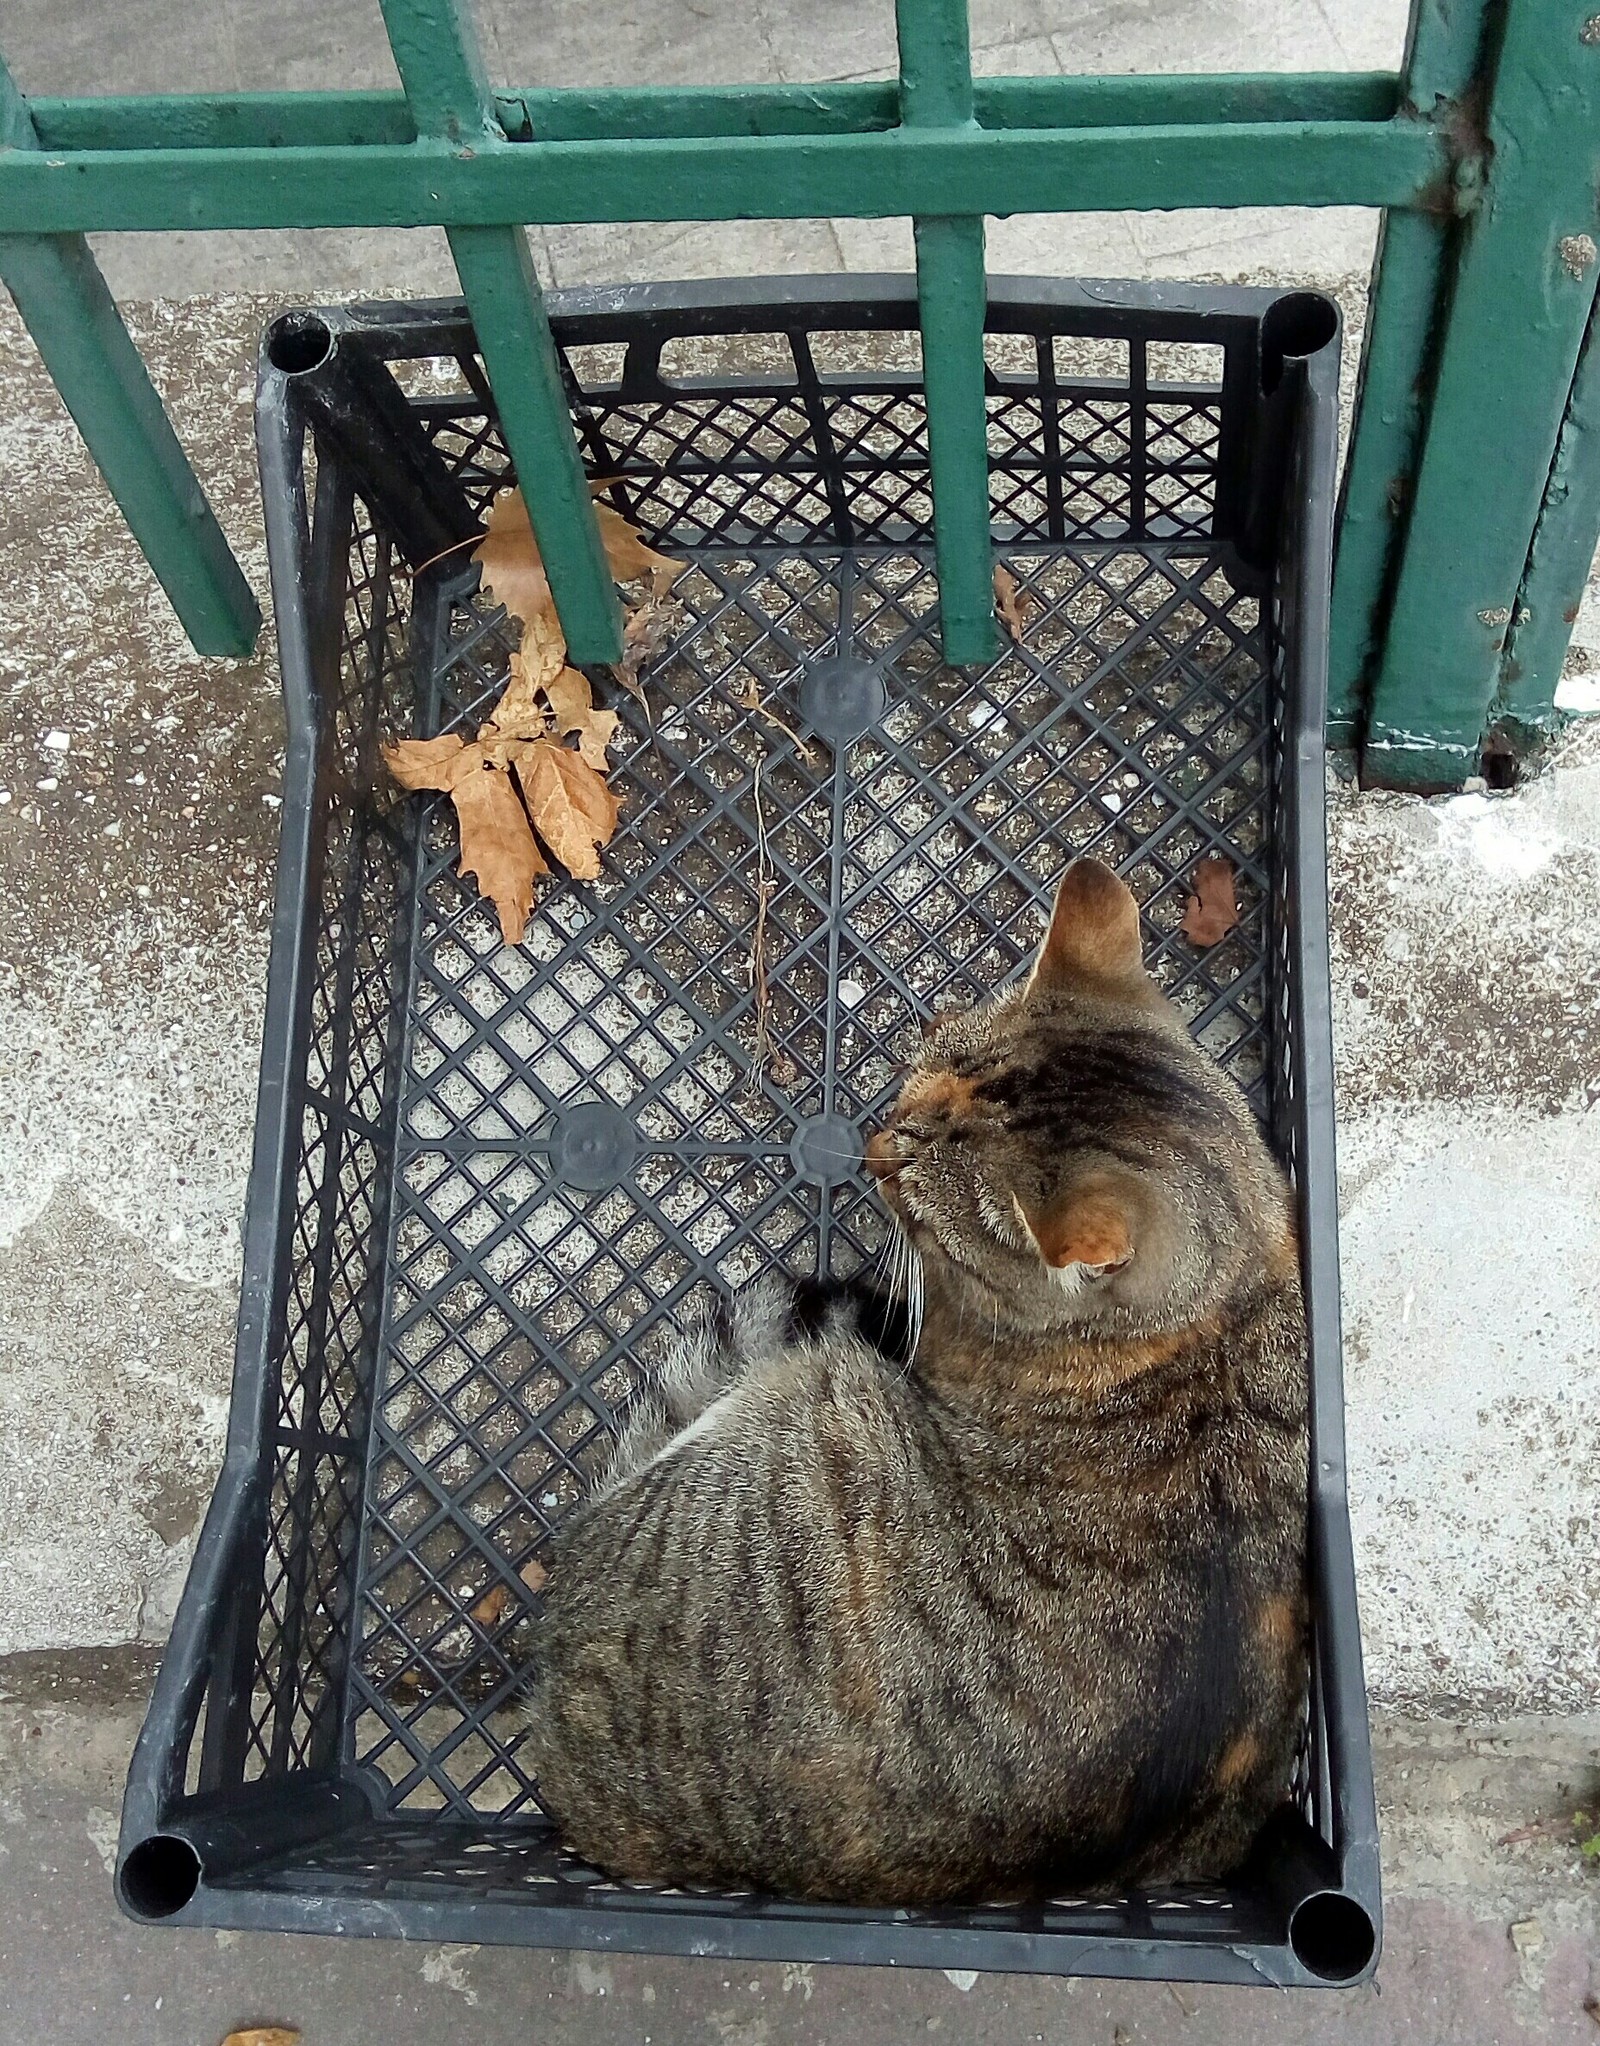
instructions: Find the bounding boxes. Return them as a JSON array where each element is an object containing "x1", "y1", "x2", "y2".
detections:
[{"x1": 865, "y1": 859, "x2": 1281, "y2": 1336}]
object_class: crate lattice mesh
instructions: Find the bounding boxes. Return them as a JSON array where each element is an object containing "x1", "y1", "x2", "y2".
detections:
[{"x1": 233, "y1": 325, "x2": 1293, "y2": 1878}]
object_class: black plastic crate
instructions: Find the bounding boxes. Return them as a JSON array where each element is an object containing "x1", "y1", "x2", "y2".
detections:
[{"x1": 118, "y1": 276, "x2": 1378, "y2": 1985}]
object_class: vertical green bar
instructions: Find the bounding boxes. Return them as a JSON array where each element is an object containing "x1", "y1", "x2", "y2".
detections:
[
  {"x1": 895, "y1": 0, "x2": 998, "y2": 666},
  {"x1": 0, "y1": 53, "x2": 259, "y2": 656},
  {"x1": 1499, "y1": 288, "x2": 1600, "y2": 732},
  {"x1": 1328, "y1": 0, "x2": 1491, "y2": 745},
  {"x1": 1327, "y1": 211, "x2": 1449, "y2": 743},
  {"x1": 375, "y1": 0, "x2": 622, "y2": 664},
  {"x1": 1362, "y1": 0, "x2": 1600, "y2": 786}
]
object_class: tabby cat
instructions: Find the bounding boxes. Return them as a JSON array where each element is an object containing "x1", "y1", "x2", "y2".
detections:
[{"x1": 520, "y1": 858, "x2": 1309, "y2": 1905}]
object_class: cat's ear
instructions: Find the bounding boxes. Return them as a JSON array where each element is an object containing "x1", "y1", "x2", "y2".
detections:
[
  {"x1": 1028, "y1": 858, "x2": 1145, "y2": 995},
  {"x1": 1013, "y1": 1183, "x2": 1135, "y2": 1271}
]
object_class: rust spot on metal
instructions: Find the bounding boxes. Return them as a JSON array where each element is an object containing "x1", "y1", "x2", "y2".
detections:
[{"x1": 1408, "y1": 82, "x2": 1491, "y2": 217}]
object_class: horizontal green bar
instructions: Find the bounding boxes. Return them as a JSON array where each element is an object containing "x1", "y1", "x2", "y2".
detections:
[
  {"x1": 30, "y1": 90, "x2": 420, "y2": 151},
  {"x1": 26, "y1": 72, "x2": 1402, "y2": 154},
  {"x1": 0, "y1": 120, "x2": 1443, "y2": 234},
  {"x1": 509, "y1": 83, "x2": 897, "y2": 142},
  {"x1": 975, "y1": 71, "x2": 1399, "y2": 130}
]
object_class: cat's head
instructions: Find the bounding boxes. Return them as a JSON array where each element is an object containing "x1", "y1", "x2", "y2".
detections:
[{"x1": 864, "y1": 859, "x2": 1290, "y2": 1337}]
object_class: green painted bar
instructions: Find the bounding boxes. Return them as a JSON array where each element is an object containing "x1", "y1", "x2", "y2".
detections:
[
  {"x1": 30, "y1": 91, "x2": 420, "y2": 152},
  {"x1": 375, "y1": 0, "x2": 622, "y2": 664},
  {"x1": 1327, "y1": 0, "x2": 1491, "y2": 747},
  {"x1": 1498, "y1": 289, "x2": 1600, "y2": 733},
  {"x1": 897, "y1": 0, "x2": 997, "y2": 665},
  {"x1": 26, "y1": 73, "x2": 1401, "y2": 154},
  {"x1": 0, "y1": 58, "x2": 258, "y2": 656},
  {"x1": 448, "y1": 223, "x2": 625, "y2": 662},
  {"x1": 1363, "y1": 0, "x2": 1600, "y2": 787},
  {"x1": 914, "y1": 217, "x2": 997, "y2": 663},
  {"x1": 0, "y1": 120, "x2": 1446, "y2": 234},
  {"x1": 1327, "y1": 211, "x2": 1449, "y2": 745},
  {"x1": 898, "y1": 0, "x2": 978, "y2": 128},
  {"x1": 976, "y1": 70, "x2": 1399, "y2": 129}
]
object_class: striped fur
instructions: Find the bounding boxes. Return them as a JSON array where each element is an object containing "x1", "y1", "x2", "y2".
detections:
[{"x1": 519, "y1": 860, "x2": 1309, "y2": 1904}]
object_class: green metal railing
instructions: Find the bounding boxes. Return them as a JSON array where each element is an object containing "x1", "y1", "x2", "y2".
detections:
[{"x1": 2, "y1": 0, "x2": 1598, "y2": 785}]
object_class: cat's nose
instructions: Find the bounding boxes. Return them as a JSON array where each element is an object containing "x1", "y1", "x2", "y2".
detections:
[{"x1": 863, "y1": 1131, "x2": 900, "y2": 1180}]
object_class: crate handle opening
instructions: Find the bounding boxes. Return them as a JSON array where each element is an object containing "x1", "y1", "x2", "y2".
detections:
[
  {"x1": 1288, "y1": 1887, "x2": 1378, "y2": 1982},
  {"x1": 266, "y1": 312, "x2": 337, "y2": 378},
  {"x1": 118, "y1": 1833, "x2": 202, "y2": 1921},
  {"x1": 1260, "y1": 292, "x2": 1338, "y2": 393}
]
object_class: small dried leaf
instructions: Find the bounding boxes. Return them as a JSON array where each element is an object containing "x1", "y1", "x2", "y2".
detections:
[
  {"x1": 383, "y1": 734, "x2": 549, "y2": 941},
  {"x1": 473, "y1": 491, "x2": 560, "y2": 644},
  {"x1": 519, "y1": 1556, "x2": 549, "y2": 1594},
  {"x1": 220, "y1": 2030, "x2": 300, "y2": 2046},
  {"x1": 487, "y1": 650, "x2": 555, "y2": 743},
  {"x1": 595, "y1": 502, "x2": 684, "y2": 594},
  {"x1": 613, "y1": 595, "x2": 684, "y2": 707},
  {"x1": 544, "y1": 665, "x2": 621, "y2": 771},
  {"x1": 543, "y1": 664, "x2": 593, "y2": 731},
  {"x1": 471, "y1": 1583, "x2": 511, "y2": 1628},
  {"x1": 382, "y1": 732, "x2": 469, "y2": 791},
  {"x1": 573, "y1": 715, "x2": 619, "y2": 773},
  {"x1": 994, "y1": 563, "x2": 1031, "y2": 640},
  {"x1": 451, "y1": 753, "x2": 549, "y2": 944},
  {"x1": 518, "y1": 598, "x2": 568, "y2": 693},
  {"x1": 1181, "y1": 856, "x2": 1239, "y2": 947},
  {"x1": 516, "y1": 738, "x2": 621, "y2": 882},
  {"x1": 476, "y1": 728, "x2": 536, "y2": 773}
]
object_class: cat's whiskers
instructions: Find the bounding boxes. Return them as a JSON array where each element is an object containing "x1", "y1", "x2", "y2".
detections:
[
  {"x1": 904, "y1": 1235, "x2": 925, "y2": 1365},
  {"x1": 876, "y1": 1223, "x2": 897, "y2": 1300}
]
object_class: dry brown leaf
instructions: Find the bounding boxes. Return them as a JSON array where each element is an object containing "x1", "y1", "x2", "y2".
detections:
[
  {"x1": 476, "y1": 728, "x2": 536, "y2": 773},
  {"x1": 519, "y1": 598, "x2": 568, "y2": 693},
  {"x1": 220, "y1": 2030, "x2": 300, "y2": 2046},
  {"x1": 473, "y1": 491, "x2": 563, "y2": 654},
  {"x1": 613, "y1": 594, "x2": 685, "y2": 707},
  {"x1": 542, "y1": 665, "x2": 592, "y2": 732},
  {"x1": 452, "y1": 755, "x2": 549, "y2": 943},
  {"x1": 517, "y1": 739, "x2": 621, "y2": 882},
  {"x1": 385, "y1": 486, "x2": 658, "y2": 924},
  {"x1": 384, "y1": 726, "x2": 619, "y2": 925},
  {"x1": 994, "y1": 563, "x2": 1031, "y2": 640},
  {"x1": 471, "y1": 1583, "x2": 511, "y2": 1628},
  {"x1": 477, "y1": 486, "x2": 682, "y2": 634},
  {"x1": 1181, "y1": 855, "x2": 1239, "y2": 947},
  {"x1": 486, "y1": 650, "x2": 554, "y2": 742},
  {"x1": 595, "y1": 501, "x2": 685, "y2": 595},
  {"x1": 383, "y1": 732, "x2": 469, "y2": 791},
  {"x1": 519, "y1": 1556, "x2": 550, "y2": 1594},
  {"x1": 384, "y1": 737, "x2": 549, "y2": 942},
  {"x1": 544, "y1": 665, "x2": 621, "y2": 772}
]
